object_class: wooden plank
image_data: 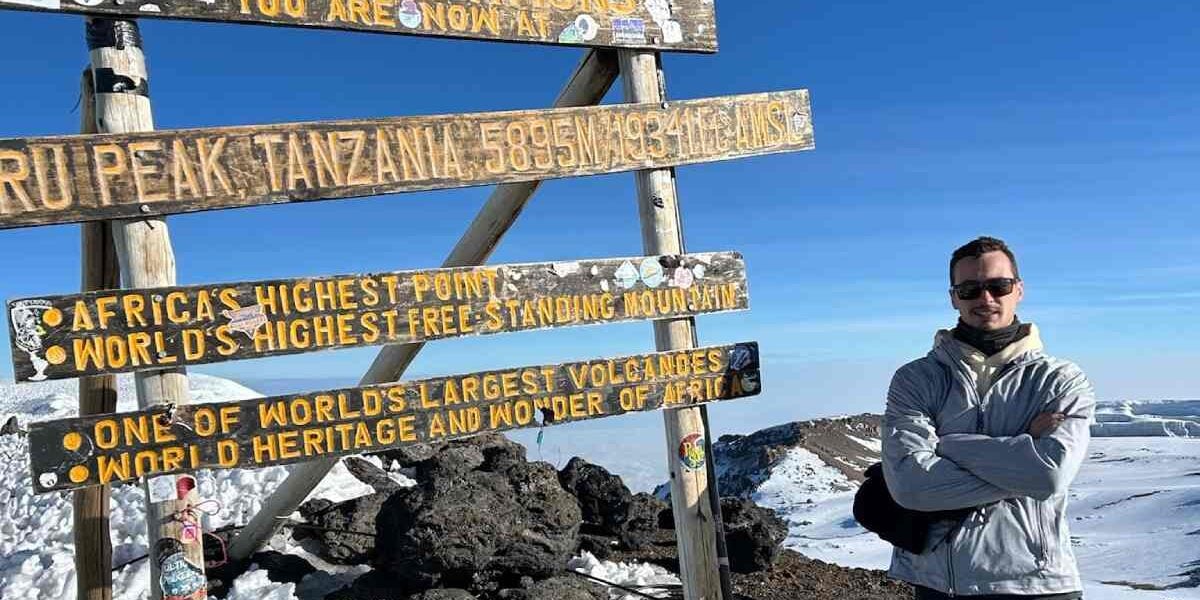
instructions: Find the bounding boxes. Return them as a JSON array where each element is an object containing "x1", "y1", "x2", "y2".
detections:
[
  {"x1": 620, "y1": 49, "x2": 723, "y2": 600},
  {"x1": 75, "y1": 65, "x2": 119, "y2": 600},
  {"x1": 29, "y1": 342, "x2": 761, "y2": 493},
  {"x1": 0, "y1": 90, "x2": 814, "y2": 230},
  {"x1": 0, "y1": 0, "x2": 717, "y2": 52},
  {"x1": 9, "y1": 251, "x2": 747, "y2": 381},
  {"x1": 227, "y1": 49, "x2": 620, "y2": 562},
  {"x1": 85, "y1": 17, "x2": 209, "y2": 600}
]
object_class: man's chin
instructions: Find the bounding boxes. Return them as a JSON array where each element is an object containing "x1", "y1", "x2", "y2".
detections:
[{"x1": 968, "y1": 314, "x2": 1009, "y2": 331}]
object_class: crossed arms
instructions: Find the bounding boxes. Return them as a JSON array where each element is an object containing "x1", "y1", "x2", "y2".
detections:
[{"x1": 881, "y1": 363, "x2": 1095, "y2": 511}]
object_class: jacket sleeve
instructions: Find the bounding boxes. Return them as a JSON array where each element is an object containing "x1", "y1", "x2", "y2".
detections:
[
  {"x1": 935, "y1": 367, "x2": 1095, "y2": 501},
  {"x1": 881, "y1": 363, "x2": 1015, "y2": 511}
]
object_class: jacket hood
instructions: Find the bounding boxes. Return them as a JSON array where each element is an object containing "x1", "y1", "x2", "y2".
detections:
[{"x1": 931, "y1": 322, "x2": 1044, "y2": 369}]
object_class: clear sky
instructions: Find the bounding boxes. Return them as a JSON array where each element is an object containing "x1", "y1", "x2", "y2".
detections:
[{"x1": 1, "y1": 2, "x2": 1198, "y2": 435}]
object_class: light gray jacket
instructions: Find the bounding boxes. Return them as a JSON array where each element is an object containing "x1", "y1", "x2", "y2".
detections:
[{"x1": 881, "y1": 325, "x2": 1095, "y2": 595}]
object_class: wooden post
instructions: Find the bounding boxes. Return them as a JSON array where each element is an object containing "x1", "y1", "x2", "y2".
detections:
[
  {"x1": 227, "y1": 49, "x2": 620, "y2": 561},
  {"x1": 86, "y1": 18, "x2": 208, "y2": 600},
  {"x1": 74, "y1": 68, "x2": 119, "y2": 600},
  {"x1": 619, "y1": 49, "x2": 725, "y2": 600}
]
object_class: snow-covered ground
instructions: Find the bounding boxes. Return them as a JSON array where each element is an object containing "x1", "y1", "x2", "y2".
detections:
[
  {"x1": 753, "y1": 429, "x2": 1200, "y2": 599},
  {"x1": 1093, "y1": 400, "x2": 1200, "y2": 437},
  {"x1": 0, "y1": 374, "x2": 679, "y2": 600}
]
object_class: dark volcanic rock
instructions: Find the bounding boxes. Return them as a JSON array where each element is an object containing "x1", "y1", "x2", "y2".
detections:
[
  {"x1": 379, "y1": 442, "x2": 442, "y2": 469},
  {"x1": 1, "y1": 415, "x2": 20, "y2": 435},
  {"x1": 576, "y1": 533, "x2": 616, "y2": 560},
  {"x1": 344, "y1": 456, "x2": 405, "y2": 494},
  {"x1": 606, "y1": 540, "x2": 909, "y2": 600},
  {"x1": 558, "y1": 457, "x2": 632, "y2": 535},
  {"x1": 655, "y1": 497, "x2": 787, "y2": 573},
  {"x1": 408, "y1": 589, "x2": 479, "y2": 600},
  {"x1": 374, "y1": 439, "x2": 581, "y2": 591},
  {"x1": 325, "y1": 569, "x2": 410, "y2": 600},
  {"x1": 720, "y1": 498, "x2": 787, "y2": 573},
  {"x1": 617, "y1": 493, "x2": 668, "y2": 550},
  {"x1": 299, "y1": 491, "x2": 396, "y2": 564},
  {"x1": 497, "y1": 576, "x2": 607, "y2": 600},
  {"x1": 251, "y1": 550, "x2": 317, "y2": 584}
]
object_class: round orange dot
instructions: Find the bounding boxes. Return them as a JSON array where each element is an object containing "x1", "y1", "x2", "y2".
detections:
[
  {"x1": 46, "y1": 346, "x2": 67, "y2": 365},
  {"x1": 63, "y1": 432, "x2": 82, "y2": 451},
  {"x1": 42, "y1": 308, "x2": 63, "y2": 327},
  {"x1": 69, "y1": 465, "x2": 89, "y2": 483}
]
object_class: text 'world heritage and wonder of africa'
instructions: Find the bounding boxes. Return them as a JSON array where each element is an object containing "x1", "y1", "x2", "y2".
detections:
[{"x1": 28, "y1": 342, "x2": 761, "y2": 492}]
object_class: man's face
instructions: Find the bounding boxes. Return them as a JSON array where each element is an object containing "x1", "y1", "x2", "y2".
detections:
[{"x1": 950, "y1": 251, "x2": 1023, "y2": 330}]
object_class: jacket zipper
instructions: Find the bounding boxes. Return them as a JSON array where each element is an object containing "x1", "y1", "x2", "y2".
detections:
[
  {"x1": 968, "y1": 357, "x2": 1042, "y2": 431},
  {"x1": 1034, "y1": 499, "x2": 1048, "y2": 570},
  {"x1": 942, "y1": 354, "x2": 1042, "y2": 595},
  {"x1": 946, "y1": 524, "x2": 957, "y2": 596}
]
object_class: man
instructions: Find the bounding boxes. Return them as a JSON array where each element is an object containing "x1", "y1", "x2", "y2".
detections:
[{"x1": 882, "y1": 236, "x2": 1094, "y2": 599}]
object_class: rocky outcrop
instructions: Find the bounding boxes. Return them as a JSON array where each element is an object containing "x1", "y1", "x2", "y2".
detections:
[{"x1": 372, "y1": 435, "x2": 581, "y2": 592}]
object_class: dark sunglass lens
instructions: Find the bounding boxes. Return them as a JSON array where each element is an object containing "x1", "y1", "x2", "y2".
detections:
[
  {"x1": 985, "y1": 279, "x2": 1014, "y2": 297},
  {"x1": 955, "y1": 282, "x2": 983, "y2": 300}
]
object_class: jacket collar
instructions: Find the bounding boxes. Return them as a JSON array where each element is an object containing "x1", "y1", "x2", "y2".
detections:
[{"x1": 931, "y1": 322, "x2": 1044, "y2": 369}]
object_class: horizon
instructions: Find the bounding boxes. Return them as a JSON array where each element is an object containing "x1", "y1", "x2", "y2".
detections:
[{"x1": 2, "y1": 1, "x2": 1199, "y2": 431}]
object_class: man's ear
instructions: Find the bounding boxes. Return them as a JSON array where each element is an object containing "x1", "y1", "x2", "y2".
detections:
[
  {"x1": 949, "y1": 289, "x2": 959, "y2": 310},
  {"x1": 1015, "y1": 280, "x2": 1025, "y2": 302}
]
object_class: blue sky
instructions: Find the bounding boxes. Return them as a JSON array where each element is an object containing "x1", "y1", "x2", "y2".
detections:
[{"x1": 1, "y1": 1, "x2": 1199, "y2": 435}]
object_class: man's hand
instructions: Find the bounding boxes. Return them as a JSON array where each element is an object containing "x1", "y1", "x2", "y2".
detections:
[{"x1": 1028, "y1": 412, "x2": 1066, "y2": 437}]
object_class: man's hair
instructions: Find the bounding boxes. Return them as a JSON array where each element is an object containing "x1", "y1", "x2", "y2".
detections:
[{"x1": 949, "y1": 236, "x2": 1020, "y2": 284}]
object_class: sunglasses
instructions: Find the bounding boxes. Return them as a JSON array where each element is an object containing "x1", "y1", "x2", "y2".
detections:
[{"x1": 950, "y1": 277, "x2": 1019, "y2": 300}]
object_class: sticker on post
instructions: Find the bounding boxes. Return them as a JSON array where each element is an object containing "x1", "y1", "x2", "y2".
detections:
[
  {"x1": 678, "y1": 432, "x2": 706, "y2": 471},
  {"x1": 612, "y1": 17, "x2": 647, "y2": 44},
  {"x1": 575, "y1": 14, "x2": 598, "y2": 41},
  {"x1": 148, "y1": 475, "x2": 176, "y2": 504},
  {"x1": 176, "y1": 474, "x2": 197, "y2": 499},
  {"x1": 661, "y1": 20, "x2": 682, "y2": 43},
  {"x1": 639, "y1": 258, "x2": 665, "y2": 288},
  {"x1": 397, "y1": 0, "x2": 421, "y2": 28},
  {"x1": 156, "y1": 539, "x2": 206, "y2": 600},
  {"x1": 222, "y1": 305, "x2": 268, "y2": 338},
  {"x1": 670, "y1": 266, "x2": 694, "y2": 288},
  {"x1": 614, "y1": 261, "x2": 640, "y2": 289},
  {"x1": 10, "y1": 299, "x2": 54, "y2": 381},
  {"x1": 729, "y1": 344, "x2": 760, "y2": 393}
]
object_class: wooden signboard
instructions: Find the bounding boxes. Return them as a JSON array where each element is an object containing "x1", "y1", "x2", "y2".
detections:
[
  {"x1": 0, "y1": 90, "x2": 813, "y2": 230},
  {"x1": 8, "y1": 251, "x2": 747, "y2": 382},
  {"x1": 29, "y1": 342, "x2": 760, "y2": 493},
  {"x1": 0, "y1": 0, "x2": 717, "y2": 53}
]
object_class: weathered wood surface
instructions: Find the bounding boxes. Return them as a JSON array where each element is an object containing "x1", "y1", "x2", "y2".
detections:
[
  {"x1": 75, "y1": 65, "x2": 119, "y2": 600},
  {"x1": 9, "y1": 251, "x2": 747, "y2": 381},
  {"x1": 85, "y1": 17, "x2": 209, "y2": 600},
  {"x1": 0, "y1": 90, "x2": 814, "y2": 229},
  {"x1": 29, "y1": 342, "x2": 761, "y2": 493},
  {"x1": 0, "y1": 0, "x2": 717, "y2": 52},
  {"x1": 620, "y1": 49, "x2": 723, "y2": 600}
]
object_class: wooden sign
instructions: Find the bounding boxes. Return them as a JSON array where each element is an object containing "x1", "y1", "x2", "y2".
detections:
[
  {"x1": 0, "y1": 90, "x2": 813, "y2": 229},
  {"x1": 8, "y1": 251, "x2": 747, "y2": 382},
  {"x1": 0, "y1": 0, "x2": 717, "y2": 52},
  {"x1": 28, "y1": 342, "x2": 761, "y2": 492}
]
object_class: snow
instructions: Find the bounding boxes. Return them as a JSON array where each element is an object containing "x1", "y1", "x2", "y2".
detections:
[
  {"x1": 0, "y1": 373, "x2": 379, "y2": 600},
  {"x1": 750, "y1": 412, "x2": 1200, "y2": 599},
  {"x1": 568, "y1": 551, "x2": 681, "y2": 599},
  {"x1": 1092, "y1": 400, "x2": 1200, "y2": 437},
  {"x1": 846, "y1": 434, "x2": 882, "y2": 453},
  {"x1": 0, "y1": 373, "x2": 668, "y2": 600}
]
